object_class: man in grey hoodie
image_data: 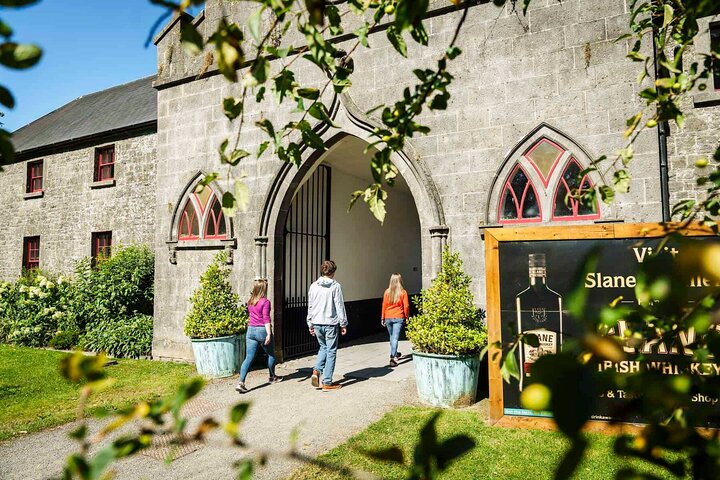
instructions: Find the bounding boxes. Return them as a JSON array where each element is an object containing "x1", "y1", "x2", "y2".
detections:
[{"x1": 307, "y1": 260, "x2": 347, "y2": 391}]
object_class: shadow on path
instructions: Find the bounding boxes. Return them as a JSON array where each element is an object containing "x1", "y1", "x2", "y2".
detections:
[{"x1": 338, "y1": 355, "x2": 413, "y2": 388}]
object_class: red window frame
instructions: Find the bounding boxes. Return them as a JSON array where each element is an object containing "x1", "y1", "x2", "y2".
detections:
[
  {"x1": 523, "y1": 138, "x2": 564, "y2": 187},
  {"x1": 551, "y1": 159, "x2": 601, "y2": 221},
  {"x1": 178, "y1": 200, "x2": 200, "y2": 241},
  {"x1": 498, "y1": 165, "x2": 543, "y2": 225},
  {"x1": 94, "y1": 146, "x2": 115, "y2": 182},
  {"x1": 22, "y1": 236, "x2": 40, "y2": 271},
  {"x1": 26, "y1": 160, "x2": 43, "y2": 193},
  {"x1": 91, "y1": 231, "x2": 112, "y2": 265},
  {"x1": 204, "y1": 197, "x2": 227, "y2": 240}
]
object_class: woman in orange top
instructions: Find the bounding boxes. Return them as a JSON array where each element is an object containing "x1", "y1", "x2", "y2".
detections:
[{"x1": 381, "y1": 273, "x2": 409, "y2": 367}]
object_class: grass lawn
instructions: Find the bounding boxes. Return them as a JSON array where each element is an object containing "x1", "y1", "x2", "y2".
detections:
[
  {"x1": 292, "y1": 406, "x2": 686, "y2": 480},
  {"x1": 0, "y1": 345, "x2": 195, "y2": 442}
]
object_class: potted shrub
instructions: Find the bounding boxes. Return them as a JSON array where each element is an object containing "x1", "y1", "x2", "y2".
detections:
[
  {"x1": 406, "y1": 247, "x2": 487, "y2": 407},
  {"x1": 184, "y1": 252, "x2": 248, "y2": 378}
]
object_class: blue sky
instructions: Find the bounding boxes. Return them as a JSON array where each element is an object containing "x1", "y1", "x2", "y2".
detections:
[{"x1": 2, "y1": 1, "x2": 204, "y2": 132}]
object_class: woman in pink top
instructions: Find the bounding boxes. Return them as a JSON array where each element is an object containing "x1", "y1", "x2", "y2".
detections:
[{"x1": 236, "y1": 279, "x2": 281, "y2": 393}]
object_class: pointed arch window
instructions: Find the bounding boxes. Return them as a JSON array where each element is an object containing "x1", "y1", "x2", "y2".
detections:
[
  {"x1": 499, "y1": 165, "x2": 542, "y2": 223},
  {"x1": 552, "y1": 159, "x2": 600, "y2": 220},
  {"x1": 177, "y1": 185, "x2": 227, "y2": 241},
  {"x1": 491, "y1": 129, "x2": 602, "y2": 225}
]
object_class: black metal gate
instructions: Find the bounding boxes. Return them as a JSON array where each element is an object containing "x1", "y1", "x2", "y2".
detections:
[{"x1": 282, "y1": 165, "x2": 331, "y2": 358}]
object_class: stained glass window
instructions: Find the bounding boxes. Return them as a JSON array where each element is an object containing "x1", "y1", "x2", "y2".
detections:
[
  {"x1": 499, "y1": 166, "x2": 541, "y2": 223},
  {"x1": 524, "y1": 138, "x2": 563, "y2": 184},
  {"x1": 552, "y1": 159, "x2": 598, "y2": 220},
  {"x1": 205, "y1": 197, "x2": 227, "y2": 239},
  {"x1": 179, "y1": 200, "x2": 200, "y2": 240}
]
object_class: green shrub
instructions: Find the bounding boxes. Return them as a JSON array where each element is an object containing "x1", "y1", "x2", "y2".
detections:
[
  {"x1": 81, "y1": 314, "x2": 153, "y2": 359},
  {"x1": 184, "y1": 252, "x2": 247, "y2": 339},
  {"x1": 68, "y1": 245, "x2": 154, "y2": 331},
  {"x1": 0, "y1": 244, "x2": 155, "y2": 358},
  {"x1": 48, "y1": 329, "x2": 80, "y2": 350},
  {"x1": 0, "y1": 271, "x2": 73, "y2": 347},
  {"x1": 406, "y1": 248, "x2": 487, "y2": 356}
]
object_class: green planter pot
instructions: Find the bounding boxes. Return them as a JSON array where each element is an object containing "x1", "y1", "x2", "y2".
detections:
[
  {"x1": 190, "y1": 334, "x2": 246, "y2": 378},
  {"x1": 412, "y1": 350, "x2": 481, "y2": 408}
]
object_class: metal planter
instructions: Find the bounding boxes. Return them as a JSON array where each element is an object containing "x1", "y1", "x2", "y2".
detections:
[
  {"x1": 413, "y1": 350, "x2": 481, "y2": 408},
  {"x1": 190, "y1": 334, "x2": 246, "y2": 378}
]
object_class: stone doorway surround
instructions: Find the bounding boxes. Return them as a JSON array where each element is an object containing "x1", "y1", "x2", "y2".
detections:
[{"x1": 255, "y1": 92, "x2": 448, "y2": 361}]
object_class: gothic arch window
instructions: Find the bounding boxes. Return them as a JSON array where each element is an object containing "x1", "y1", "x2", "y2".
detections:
[
  {"x1": 488, "y1": 124, "x2": 604, "y2": 225},
  {"x1": 177, "y1": 185, "x2": 227, "y2": 241},
  {"x1": 498, "y1": 165, "x2": 542, "y2": 224}
]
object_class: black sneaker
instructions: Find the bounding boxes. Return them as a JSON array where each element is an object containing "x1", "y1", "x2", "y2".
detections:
[
  {"x1": 235, "y1": 383, "x2": 248, "y2": 394},
  {"x1": 395, "y1": 351, "x2": 402, "y2": 359},
  {"x1": 269, "y1": 375, "x2": 283, "y2": 384}
]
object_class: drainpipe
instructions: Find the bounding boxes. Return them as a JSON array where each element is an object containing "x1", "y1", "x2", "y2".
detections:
[{"x1": 652, "y1": 11, "x2": 672, "y2": 222}]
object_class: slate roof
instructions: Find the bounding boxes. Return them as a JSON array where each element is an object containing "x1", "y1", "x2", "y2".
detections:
[{"x1": 12, "y1": 75, "x2": 157, "y2": 154}]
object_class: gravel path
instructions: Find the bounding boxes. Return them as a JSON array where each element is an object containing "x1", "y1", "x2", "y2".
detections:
[{"x1": 0, "y1": 339, "x2": 417, "y2": 480}]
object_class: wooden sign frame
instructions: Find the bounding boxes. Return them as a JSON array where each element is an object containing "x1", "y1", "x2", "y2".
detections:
[{"x1": 484, "y1": 222, "x2": 716, "y2": 432}]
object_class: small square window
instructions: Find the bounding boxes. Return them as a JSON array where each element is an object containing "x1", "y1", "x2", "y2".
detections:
[
  {"x1": 91, "y1": 231, "x2": 112, "y2": 265},
  {"x1": 22, "y1": 236, "x2": 40, "y2": 271},
  {"x1": 94, "y1": 146, "x2": 115, "y2": 182},
  {"x1": 711, "y1": 22, "x2": 720, "y2": 90},
  {"x1": 26, "y1": 160, "x2": 43, "y2": 193}
]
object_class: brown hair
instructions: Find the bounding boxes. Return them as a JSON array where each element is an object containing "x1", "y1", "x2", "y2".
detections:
[
  {"x1": 248, "y1": 279, "x2": 268, "y2": 306},
  {"x1": 320, "y1": 260, "x2": 337, "y2": 276},
  {"x1": 386, "y1": 273, "x2": 405, "y2": 304}
]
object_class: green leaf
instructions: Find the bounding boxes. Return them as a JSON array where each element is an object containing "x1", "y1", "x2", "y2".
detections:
[
  {"x1": 247, "y1": 57, "x2": 270, "y2": 86},
  {"x1": 257, "y1": 141, "x2": 270, "y2": 158},
  {"x1": 386, "y1": 26, "x2": 407, "y2": 57},
  {"x1": 0, "y1": 42, "x2": 42, "y2": 69},
  {"x1": 446, "y1": 46, "x2": 461, "y2": 60},
  {"x1": 663, "y1": 4, "x2": 674, "y2": 28},
  {"x1": 234, "y1": 180, "x2": 249, "y2": 213},
  {"x1": 222, "y1": 191, "x2": 237, "y2": 217},
  {"x1": 521, "y1": 333, "x2": 540, "y2": 348},
  {"x1": 223, "y1": 97, "x2": 243, "y2": 121},
  {"x1": 297, "y1": 88, "x2": 320, "y2": 100},
  {"x1": 248, "y1": 7, "x2": 263, "y2": 43},
  {"x1": 0, "y1": 85, "x2": 14, "y2": 109},
  {"x1": 325, "y1": 5, "x2": 343, "y2": 35},
  {"x1": 230, "y1": 402, "x2": 250, "y2": 423},
  {"x1": 501, "y1": 348, "x2": 519, "y2": 383},
  {"x1": 225, "y1": 149, "x2": 250, "y2": 166},
  {"x1": 308, "y1": 102, "x2": 335, "y2": 125},
  {"x1": 612, "y1": 169, "x2": 631, "y2": 193},
  {"x1": 0, "y1": 20, "x2": 12, "y2": 38},
  {"x1": 598, "y1": 185, "x2": 615, "y2": 205},
  {"x1": 304, "y1": 0, "x2": 325, "y2": 26},
  {"x1": 196, "y1": 173, "x2": 219, "y2": 193},
  {"x1": 180, "y1": 23, "x2": 203, "y2": 56},
  {"x1": 0, "y1": 0, "x2": 41, "y2": 6},
  {"x1": 236, "y1": 459, "x2": 254, "y2": 480},
  {"x1": 354, "y1": 23, "x2": 369, "y2": 48},
  {"x1": 301, "y1": 128, "x2": 326, "y2": 151},
  {"x1": 331, "y1": 77, "x2": 351, "y2": 94}
]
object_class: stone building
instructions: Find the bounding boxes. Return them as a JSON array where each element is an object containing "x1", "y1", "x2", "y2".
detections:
[
  {"x1": 0, "y1": 76, "x2": 157, "y2": 278},
  {"x1": 1, "y1": 1, "x2": 718, "y2": 362}
]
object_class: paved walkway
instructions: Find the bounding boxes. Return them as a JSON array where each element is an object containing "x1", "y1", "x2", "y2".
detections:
[{"x1": 0, "y1": 339, "x2": 417, "y2": 480}]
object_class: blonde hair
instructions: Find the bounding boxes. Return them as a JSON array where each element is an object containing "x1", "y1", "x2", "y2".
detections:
[
  {"x1": 248, "y1": 279, "x2": 268, "y2": 306},
  {"x1": 386, "y1": 273, "x2": 405, "y2": 304}
]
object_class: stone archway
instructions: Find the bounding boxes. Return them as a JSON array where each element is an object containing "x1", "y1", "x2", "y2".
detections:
[{"x1": 256, "y1": 93, "x2": 446, "y2": 359}]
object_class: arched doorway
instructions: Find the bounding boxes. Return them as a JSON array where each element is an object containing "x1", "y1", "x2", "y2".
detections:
[{"x1": 280, "y1": 135, "x2": 423, "y2": 358}]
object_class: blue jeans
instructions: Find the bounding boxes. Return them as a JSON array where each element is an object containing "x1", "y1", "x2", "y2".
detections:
[
  {"x1": 386, "y1": 318, "x2": 403, "y2": 359},
  {"x1": 313, "y1": 324, "x2": 340, "y2": 386},
  {"x1": 239, "y1": 326, "x2": 276, "y2": 382}
]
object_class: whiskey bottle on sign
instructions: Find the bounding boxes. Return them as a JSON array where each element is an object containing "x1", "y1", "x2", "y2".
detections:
[{"x1": 516, "y1": 253, "x2": 563, "y2": 392}]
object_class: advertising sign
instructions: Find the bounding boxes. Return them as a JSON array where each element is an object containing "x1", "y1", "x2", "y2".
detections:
[{"x1": 484, "y1": 223, "x2": 720, "y2": 428}]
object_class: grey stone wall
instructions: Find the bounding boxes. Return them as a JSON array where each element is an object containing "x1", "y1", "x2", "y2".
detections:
[
  {"x1": 0, "y1": 133, "x2": 157, "y2": 280},
  {"x1": 667, "y1": 15, "x2": 720, "y2": 208},
  {"x1": 153, "y1": 0, "x2": 666, "y2": 360}
]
